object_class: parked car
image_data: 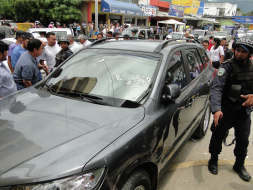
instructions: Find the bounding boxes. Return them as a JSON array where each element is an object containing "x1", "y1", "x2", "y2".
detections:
[
  {"x1": 0, "y1": 19, "x2": 17, "y2": 29},
  {"x1": 166, "y1": 32, "x2": 184, "y2": 40},
  {"x1": 237, "y1": 29, "x2": 247, "y2": 39},
  {"x1": 121, "y1": 27, "x2": 152, "y2": 39},
  {"x1": 191, "y1": 30, "x2": 210, "y2": 40},
  {"x1": 0, "y1": 39, "x2": 215, "y2": 190},
  {"x1": 27, "y1": 28, "x2": 74, "y2": 38},
  {"x1": 246, "y1": 30, "x2": 253, "y2": 36},
  {"x1": 214, "y1": 31, "x2": 232, "y2": 42}
]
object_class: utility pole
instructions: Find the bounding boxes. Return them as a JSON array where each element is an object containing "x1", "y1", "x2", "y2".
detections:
[{"x1": 95, "y1": 0, "x2": 98, "y2": 29}]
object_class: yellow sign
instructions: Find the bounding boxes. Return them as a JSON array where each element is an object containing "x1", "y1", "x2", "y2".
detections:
[
  {"x1": 249, "y1": 25, "x2": 253, "y2": 30},
  {"x1": 172, "y1": 0, "x2": 201, "y2": 14},
  {"x1": 17, "y1": 23, "x2": 34, "y2": 32}
]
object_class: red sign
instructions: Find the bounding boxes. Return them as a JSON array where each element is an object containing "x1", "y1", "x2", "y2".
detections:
[{"x1": 150, "y1": 0, "x2": 170, "y2": 8}]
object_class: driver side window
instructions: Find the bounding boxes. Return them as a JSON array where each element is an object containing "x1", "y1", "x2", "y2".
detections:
[{"x1": 165, "y1": 51, "x2": 187, "y2": 89}]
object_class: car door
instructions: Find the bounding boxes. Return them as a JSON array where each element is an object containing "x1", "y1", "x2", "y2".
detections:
[
  {"x1": 184, "y1": 47, "x2": 213, "y2": 121},
  {"x1": 146, "y1": 30, "x2": 151, "y2": 39},
  {"x1": 157, "y1": 49, "x2": 197, "y2": 167}
]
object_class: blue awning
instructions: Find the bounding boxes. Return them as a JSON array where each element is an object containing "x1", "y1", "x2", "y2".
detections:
[{"x1": 101, "y1": 0, "x2": 142, "y2": 16}]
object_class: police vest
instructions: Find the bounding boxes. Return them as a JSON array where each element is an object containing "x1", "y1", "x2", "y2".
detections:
[
  {"x1": 55, "y1": 48, "x2": 72, "y2": 67},
  {"x1": 223, "y1": 58, "x2": 253, "y2": 110}
]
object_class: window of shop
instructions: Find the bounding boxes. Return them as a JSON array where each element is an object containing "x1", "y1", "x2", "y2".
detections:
[
  {"x1": 124, "y1": 17, "x2": 135, "y2": 24},
  {"x1": 137, "y1": 18, "x2": 146, "y2": 26}
]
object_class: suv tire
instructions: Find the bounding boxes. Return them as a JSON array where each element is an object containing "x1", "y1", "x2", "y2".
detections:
[
  {"x1": 193, "y1": 102, "x2": 211, "y2": 138},
  {"x1": 121, "y1": 169, "x2": 151, "y2": 190}
]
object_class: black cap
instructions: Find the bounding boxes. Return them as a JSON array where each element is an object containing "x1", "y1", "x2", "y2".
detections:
[
  {"x1": 15, "y1": 30, "x2": 25, "y2": 39},
  {"x1": 22, "y1": 32, "x2": 34, "y2": 39}
]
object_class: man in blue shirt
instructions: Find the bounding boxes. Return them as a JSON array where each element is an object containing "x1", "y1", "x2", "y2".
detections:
[
  {"x1": 13, "y1": 39, "x2": 43, "y2": 90},
  {"x1": 7, "y1": 30, "x2": 25, "y2": 73},
  {"x1": 168, "y1": 27, "x2": 173, "y2": 34},
  {"x1": 0, "y1": 41, "x2": 17, "y2": 98},
  {"x1": 11, "y1": 32, "x2": 34, "y2": 68}
]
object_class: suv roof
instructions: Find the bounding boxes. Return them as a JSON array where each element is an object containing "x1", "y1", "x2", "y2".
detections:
[{"x1": 89, "y1": 39, "x2": 202, "y2": 53}]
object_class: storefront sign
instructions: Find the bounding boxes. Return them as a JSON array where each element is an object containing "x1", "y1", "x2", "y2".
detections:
[
  {"x1": 140, "y1": 5, "x2": 156, "y2": 17},
  {"x1": 232, "y1": 16, "x2": 253, "y2": 24},
  {"x1": 17, "y1": 23, "x2": 34, "y2": 31},
  {"x1": 101, "y1": 0, "x2": 142, "y2": 16},
  {"x1": 168, "y1": 4, "x2": 184, "y2": 17},
  {"x1": 171, "y1": 0, "x2": 204, "y2": 15}
]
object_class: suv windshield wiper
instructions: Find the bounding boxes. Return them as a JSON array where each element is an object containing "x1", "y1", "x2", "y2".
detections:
[
  {"x1": 56, "y1": 91, "x2": 110, "y2": 106},
  {"x1": 44, "y1": 83, "x2": 56, "y2": 93}
]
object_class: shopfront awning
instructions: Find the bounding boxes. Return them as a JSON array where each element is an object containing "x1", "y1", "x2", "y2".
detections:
[{"x1": 101, "y1": 0, "x2": 142, "y2": 16}]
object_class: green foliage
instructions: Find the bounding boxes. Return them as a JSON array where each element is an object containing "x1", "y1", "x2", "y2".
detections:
[
  {"x1": 236, "y1": 7, "x2": 241, "y2": 11},
  {"x1": 0, "y1": 0, "x2": 82, "y2": 22}
]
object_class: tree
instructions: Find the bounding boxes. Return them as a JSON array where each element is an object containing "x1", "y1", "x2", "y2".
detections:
[
  {"x1": 0, "y1": 0, "x2": 82, "y2": 22},
  {"x1": 236, "y1": 7, "x2": 241, "y2": 12}
]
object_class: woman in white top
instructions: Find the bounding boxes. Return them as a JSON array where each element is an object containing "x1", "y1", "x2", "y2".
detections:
[{"x1": 210, "y1": 38, "x2": 224, "y2": 69}]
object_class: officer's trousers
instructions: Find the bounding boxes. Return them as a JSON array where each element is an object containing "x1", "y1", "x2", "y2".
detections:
[{"x1": 209, "y1": 105, "x2": 251, "y2": 158}]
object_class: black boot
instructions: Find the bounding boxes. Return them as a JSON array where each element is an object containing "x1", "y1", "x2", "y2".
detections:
[
  {"x1": 208, "y1": 154, "x2": 218, "y2": 175},
  {"x1": 233, "y1": 157, "x2": 251, "y2": 181}
]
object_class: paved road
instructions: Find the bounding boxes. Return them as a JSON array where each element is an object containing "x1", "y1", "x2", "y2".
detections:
[{"x1": 158, "y1": 115, "x2": 253, "y2": 190}]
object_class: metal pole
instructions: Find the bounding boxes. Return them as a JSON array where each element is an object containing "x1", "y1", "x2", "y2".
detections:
[{"x1": 95, "y1": 0, "x2": 98, "y2": 29}]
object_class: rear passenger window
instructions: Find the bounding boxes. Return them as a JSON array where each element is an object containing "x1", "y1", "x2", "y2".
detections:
[
  {"x1": 166, "y1": 51, "x2": 187, "y2": 89},
  {"x1": 54, "y1": 31, "x2": 67, "y2": 37},
  {"x1": 199, "y1": 48, "x2": 210, "y2": 69},
  {"x1": 185, "y1": 49, "x2": 203, "y2": 81}
]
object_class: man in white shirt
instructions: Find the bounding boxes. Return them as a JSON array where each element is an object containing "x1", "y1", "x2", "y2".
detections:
[
  {"x1": 40, "y1": 32, "x2": 61, "y2": 72},
  {"x1": 68, "y1": 34, "x2": 83, "y2": 54},
  {"x1": 78, "y1": 34, "x2": 91, "y2": 47}
]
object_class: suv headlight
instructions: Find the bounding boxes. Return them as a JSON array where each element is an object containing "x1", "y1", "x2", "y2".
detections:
[{"x1": 11, "y1": 167, "x2": 105, "y2": 190}]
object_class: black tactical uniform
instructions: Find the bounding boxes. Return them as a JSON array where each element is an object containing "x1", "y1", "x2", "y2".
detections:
[
  {"x1": 208, "y1": 38, "x2": 253, "y2": 181},
  {"x1": 55, "y1": 48, "x2": 73, "y2": 67}
]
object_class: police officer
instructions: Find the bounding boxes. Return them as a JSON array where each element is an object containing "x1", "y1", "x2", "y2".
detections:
[
  {"x1": 55, "y1": 35, "x2": 73, "y2": 67},
  {"x1": 208, "y1": 38, "x2": 253, "y2": 181}
]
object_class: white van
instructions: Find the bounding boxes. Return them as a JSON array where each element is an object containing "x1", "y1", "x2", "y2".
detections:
[{"x1": 27, "y1": 28, "x2": 74, "y2": 38}]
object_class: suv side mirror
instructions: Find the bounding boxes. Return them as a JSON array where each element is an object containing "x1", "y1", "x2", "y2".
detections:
[{"x1": 163, "y1": 84, "x2": 181, "y2": 102}]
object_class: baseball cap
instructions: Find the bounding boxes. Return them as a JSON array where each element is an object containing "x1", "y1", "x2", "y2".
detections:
[
  {"x1": 15, "y1": 30, "x2": 25, "y2": 39},
  {"x1": 22, "y1": 32, "x2": 34, "y2": 39},
  {"x1": 239, "y1": 44, "x2": 250, "y2": 51}
]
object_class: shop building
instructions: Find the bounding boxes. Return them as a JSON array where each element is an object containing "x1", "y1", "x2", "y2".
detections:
[
  {"x1": 79, "y1": 0, "x2": 149, "y2": 26},
  {"x1": 203, "y1": 2, "x2": 237, "y2": 17}
]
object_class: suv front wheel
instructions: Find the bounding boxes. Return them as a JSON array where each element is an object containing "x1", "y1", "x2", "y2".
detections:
[{"x1": 121, "y1": 169, "x2": 151, "y2": 190}]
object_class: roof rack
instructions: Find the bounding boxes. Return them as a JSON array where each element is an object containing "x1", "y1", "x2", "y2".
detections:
[
  {"x1": 154, "y1": 38, "x2": 196, "y2": 53},
  {"x1": 88, "y1": 37, "x2": 138, "y2": 47}
]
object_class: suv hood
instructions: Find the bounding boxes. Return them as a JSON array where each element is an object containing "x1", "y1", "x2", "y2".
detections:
[{"x1": 0, "y1": 88, "x2": 144, "y2": 186}]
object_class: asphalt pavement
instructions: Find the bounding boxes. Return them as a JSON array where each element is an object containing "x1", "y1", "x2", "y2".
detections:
[{"x1": 157, "y1": 115, "x2": 253, "y2": 190}]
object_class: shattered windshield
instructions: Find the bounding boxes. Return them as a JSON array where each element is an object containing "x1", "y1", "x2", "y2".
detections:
[{"x1": 44, "y1": 49, "x2": 161, "y2": 107}]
